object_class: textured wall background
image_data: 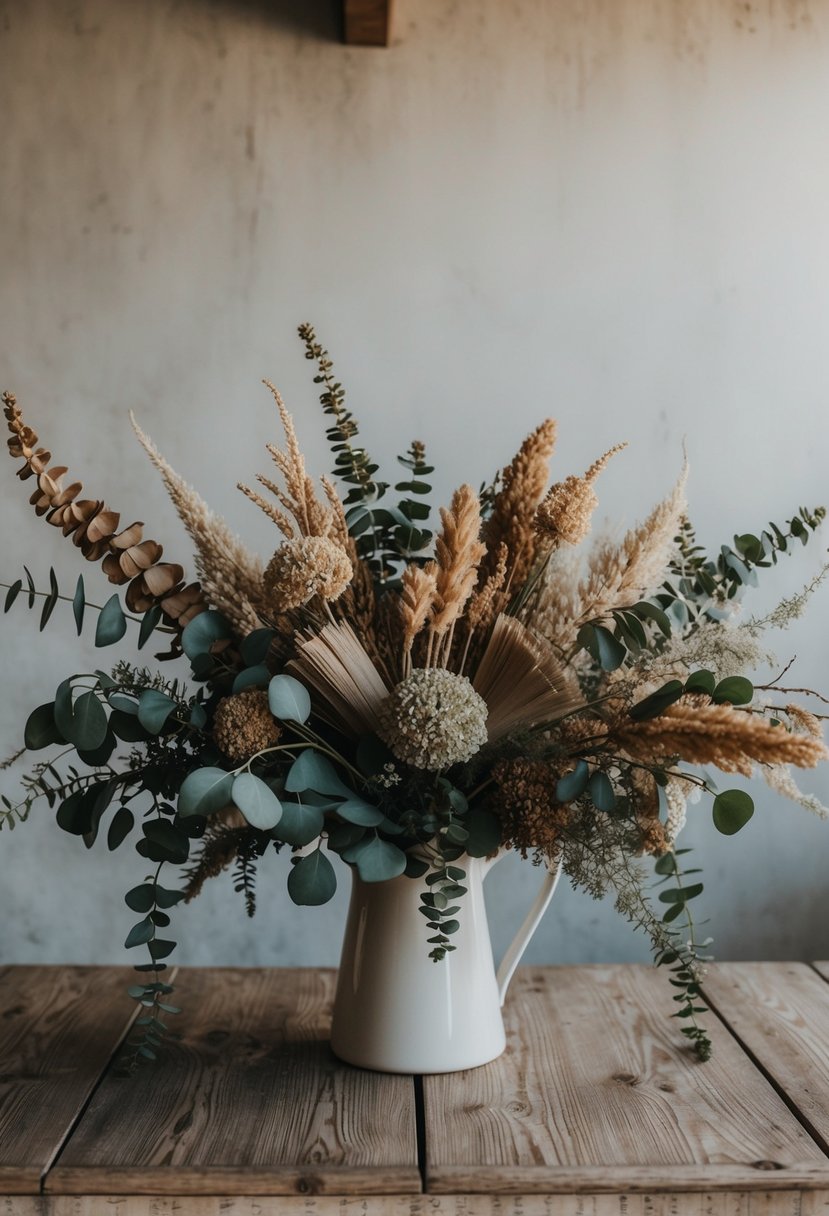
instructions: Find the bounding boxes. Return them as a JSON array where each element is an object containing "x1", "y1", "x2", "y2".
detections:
[{"x1": 1, "y1": 0, "x2": 829, "y2": 969}]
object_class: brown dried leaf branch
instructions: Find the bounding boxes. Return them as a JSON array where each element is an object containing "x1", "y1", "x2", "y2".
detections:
[{"x1": 3, "y1": 390, "x2": 205, "y2": 630}]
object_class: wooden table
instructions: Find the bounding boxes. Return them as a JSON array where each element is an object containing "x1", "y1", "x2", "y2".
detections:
[{"x1": 2, "y1": 963, "x2": 829, "y2": 1214}]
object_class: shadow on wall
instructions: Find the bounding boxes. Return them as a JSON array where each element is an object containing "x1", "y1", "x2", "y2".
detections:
[{"x1": 200, "y1": 0, "x2": 342, "y2": 42}]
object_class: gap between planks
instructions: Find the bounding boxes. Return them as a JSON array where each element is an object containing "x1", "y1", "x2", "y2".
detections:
[
  {"x1": 701, "y1": 963, "x2": 829, "y2": 1160},
  {"x1": 37, "y1": 967, "x2": 176, "y2": 1194}
]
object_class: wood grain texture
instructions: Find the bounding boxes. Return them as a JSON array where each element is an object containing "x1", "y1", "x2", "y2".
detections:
[
  {"x1": 702, "y1": 962, "x2": 829, "y2": 1152},
  {"x1": 47, "y1": 968, "x2": 419, "y2": 1196},
  {"x1": 0, "y1": 966, "x2": 135, "y2": 1194},
  {"x1": 423, "y1": 966, "x2": 829, "y2": 1193},
  {"x1": 343, "y1": 0, "x2": 392, "y2": 45},
  {"x1": 3, "y1": 1193, "x2": 824, "y2": 1215}
]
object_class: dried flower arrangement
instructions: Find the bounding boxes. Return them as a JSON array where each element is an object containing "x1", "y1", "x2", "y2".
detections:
[{"x1": 2, "y1": 324, "x2": 828, "y2": 1068}]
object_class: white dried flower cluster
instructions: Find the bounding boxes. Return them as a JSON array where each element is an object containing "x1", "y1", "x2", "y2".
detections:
[
  {"x1": 374, "y1": 762, "x2": 402, "y2": 789},
  {"x1": 264, "y1": 536, "x2": 352, "y2": 613},
  {"x1": 378, "y1": 668, "x2": 489, "y2": 771},
  {"x1": 643, "y1": 620, "x2": 776, "y2": 683},
  {"x1": 746, "y1": 561, "x2": 829, "y2": 634},
  {"x1": 663, "y1": 779, "x2": 688, "y2": 845},
  {"x1": 763, "y1": 763, "x2": 829, "y2": 820}
]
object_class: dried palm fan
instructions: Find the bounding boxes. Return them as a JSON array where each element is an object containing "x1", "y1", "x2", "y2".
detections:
[
  {"x1": 473, "y1": 614, "x2": 582, "y2": 742},
  {"x1": 288, "y1": 621, "x2": 390, "y2": 737}
]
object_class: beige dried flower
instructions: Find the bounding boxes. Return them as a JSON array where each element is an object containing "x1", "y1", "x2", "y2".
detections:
[
  {"x1": 481, "y1": 419, "x2": 558, "y2": 591},
  {"x1": 378, "y1": 668, "x2": 488, "y2": 770},
  {"x1": 617, "y1": 695, "x2": 828, "y2": 777},
  {"x1": 535, "y1": 443, "x2": 626, "y2": 547},
  {"x1": 263, "y1": 536, "x2": 352, "y2": 613},
  {"x1": 212, "y1": 689, "x2": 282, "y2": 764}
]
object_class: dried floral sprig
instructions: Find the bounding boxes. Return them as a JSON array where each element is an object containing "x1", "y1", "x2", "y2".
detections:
[{"x1": 131, "y1": 415, "x2": 264, "y2": 637}]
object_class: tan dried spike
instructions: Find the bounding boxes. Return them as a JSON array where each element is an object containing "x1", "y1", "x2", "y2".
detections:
[
  {"x1": 430, "y1": 484, "x2": 486, "y2": 639},
  {"x1": 240, "y1": 381, "x2": 336, "y2": 541},
  {"x1": 3, "y1": 390, "x2": 205, "y2": 633},
  {"x1": 481, "y1": 419, "x2": 557, "y2": 591},
  {"x1": 400, "y1": 561, "x2": 437, "y2": 676},
  {"x1": 131, "y1": 414, "x2": 264, "y2": 637},
  {"x1": 616, "y1": 695, "x2": 828, "y2": 777}
]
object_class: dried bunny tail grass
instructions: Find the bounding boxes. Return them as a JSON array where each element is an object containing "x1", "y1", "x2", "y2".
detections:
[
  {"x1": 131, "y1": 414, "x2": 263, "y2": 637},
  {"x1": 616, "y1": 696, "x2": 829, "y2": 778},
  {"x1": 3, "y1": 391, "x2": 206, "y2": 632},
  {"x1": 472, "y1": 614, "x2": 583, "y2": 741},
  {"x1": 288, "y1": 621, "x2": 390, "y2": 737},
  {"x1": 763, "y1": 763, "x2": 829, "y2": 819},
  {"x1": 400, "y1": 561, "x2": 437, "y2": 675},
  {"x1": 534, "y1": 442, "x2": 627, "y2": 548},
  {"x1": 481, "y1": 419, "x2": 558, "y2": 592},
  {"x1": 428, "y1": 484, "x2": 486, "y2": 664}
]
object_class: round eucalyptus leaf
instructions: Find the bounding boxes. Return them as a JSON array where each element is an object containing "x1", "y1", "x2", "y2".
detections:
[
  {"x1": 556, "y1": 759, "x2": 589, "y2": 803},
  {"x1": 712, "y1": 789, "x2": 755, "y2": 835},
  {"x1": 588, "y1": 771, "x2": 616, "y2": 813},
  {"x1": 181, "y1": 610, "x2": 233, "y2": 661},
  {"x1": 342, "y1": 835, "x2": 407, "y2": 883},
  {"x1": 137, "y1": 689, "x2": 177, "y2": 735},
  {"x1": 268, "y1": 674, "x2": 312, "y2": 724},
  {"x1": 232, "y1": 665, "x2": 270, "y2": 694},
  {"x1": 178, "y1": 767, "x2": 234, "y2": 818},
  {"x1": 275, "y1": 801, "x2": 325, "y2": 848},
  {"x1": 67, "y1": 691, "x2": 108, "y2": 751},
  {"x1": 95, "y1": 594, "x2": 128, "y2": 647},
  {"x1": 713, "y1": 676, "x2": 753, "y2": 706},
  {"x1": 287, "y1": 849, "x2": 337, "y2": 906},
  {"x1": 232, "y1": 773, "x2": 283, "y2": 831},
  {"x1": 285, "y1": 750, "x2": 353, "y2": 798},
  {"x1": 24, "y1": 702, "x2": 62, "y2": 751},
  {"x1": 335, "y1": 798, "x2": 384, "y2": 827}
]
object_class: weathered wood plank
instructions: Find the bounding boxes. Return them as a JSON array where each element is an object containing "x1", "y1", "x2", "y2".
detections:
[
  {"x1": 813, "y1": 961, "x2": 829, "y2": 984},
  {"x1": 0, "y1": 966, "x2": 136, "y2": 1194},
  {"x1": 47, "y1": 968, "x2": 419, "y2": 1196},
  {"x1": 3, "y1": 1193, "x2": 825, "y2": 1215},
  {"x1": 343, "y1": 0, "x2": 392, "y2": 46},
  {"x1": 702, "y1": 962, "x2": 829, "y2": 1152},
  {"x1": 423, "y1": 966, "x2": 829, "y2": 1193}
]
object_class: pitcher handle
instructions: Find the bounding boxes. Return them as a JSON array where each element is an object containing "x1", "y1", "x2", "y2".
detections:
[{"x1": 495, "y1": 857, "x2": 563, "y2": 1006}]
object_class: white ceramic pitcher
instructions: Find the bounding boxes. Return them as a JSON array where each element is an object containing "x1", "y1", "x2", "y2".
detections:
[{"x1": 330, "y1": 851, "x2": 562, "y2": 1074}]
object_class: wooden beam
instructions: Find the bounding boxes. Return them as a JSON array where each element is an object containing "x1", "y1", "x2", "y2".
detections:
[{"x1": 343, "y1": 0, "x2": 392, "y2": 46}]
